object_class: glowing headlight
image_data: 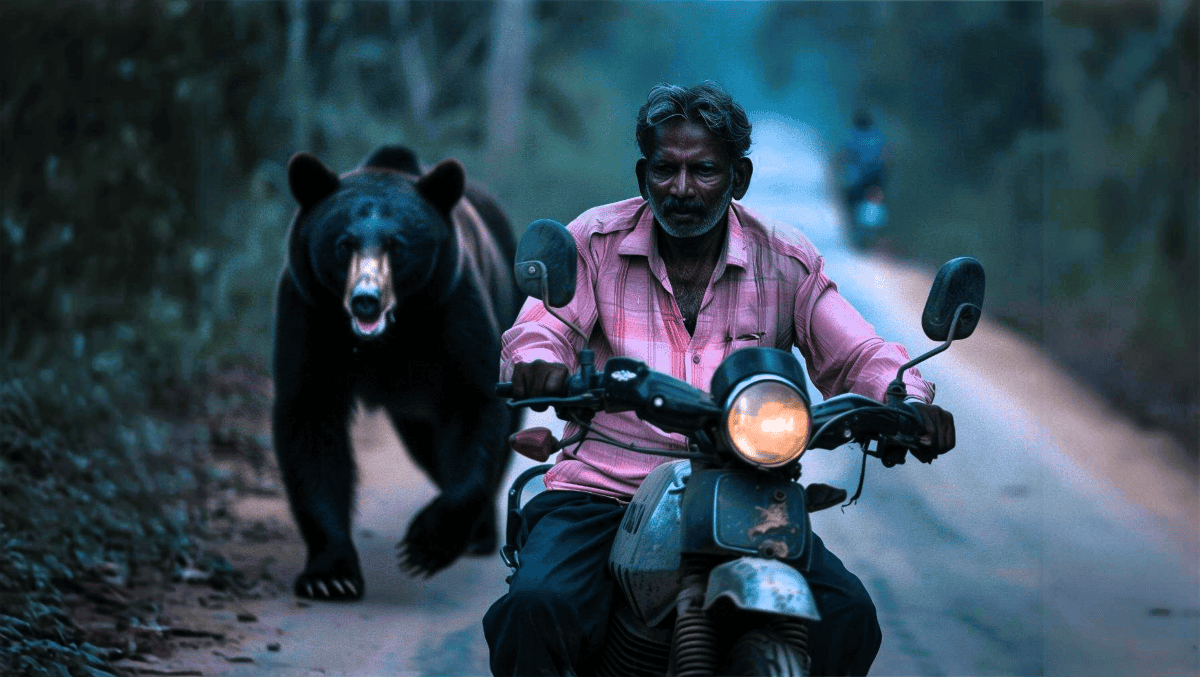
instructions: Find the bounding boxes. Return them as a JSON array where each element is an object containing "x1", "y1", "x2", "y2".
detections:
[{"x1": 724, "y1": 376, "x2": 811, "y2": 467}]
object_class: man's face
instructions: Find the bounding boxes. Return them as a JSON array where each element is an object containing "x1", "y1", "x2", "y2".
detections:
[{"x1": 641, "y1": 120, "x2": 736, "y2": 239}]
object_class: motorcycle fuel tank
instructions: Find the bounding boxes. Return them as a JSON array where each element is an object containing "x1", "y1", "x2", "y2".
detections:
[{"x1": 608, "y1": 460, "x2": 691, "y2": 628}]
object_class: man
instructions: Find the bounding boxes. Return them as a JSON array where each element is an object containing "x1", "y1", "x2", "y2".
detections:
[
  {"x1": 483, "y1": 81, "x2": 954, "y2": 676},
  {"x1": 840, "y1": 109, "x2": 888, "y2": 209}
]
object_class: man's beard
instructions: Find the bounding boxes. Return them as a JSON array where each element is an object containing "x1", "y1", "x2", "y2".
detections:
[{"x1": 648, "y1": 177, "x2": 735, "y2": 239}]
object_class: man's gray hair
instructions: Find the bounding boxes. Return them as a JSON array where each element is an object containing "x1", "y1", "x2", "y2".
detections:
[{"x1": 635, "y1": 81, "x2": 753, "y2": 159}]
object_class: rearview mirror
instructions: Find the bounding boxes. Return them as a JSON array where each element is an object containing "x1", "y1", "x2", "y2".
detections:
[
  {"x1": 922, "y1": 257, "x2": 985, "y2": 341},
  {"x1": 513, "y1": 219, "x2": 576, "y2": 308}
]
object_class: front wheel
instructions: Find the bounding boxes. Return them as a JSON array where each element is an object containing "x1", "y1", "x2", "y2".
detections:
[{"x1": 723, "y1": 629, "x2": 809, "y2": 677}]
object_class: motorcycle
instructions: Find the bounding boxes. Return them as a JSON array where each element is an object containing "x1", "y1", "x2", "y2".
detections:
[
  {"x1": 838, "y1": 156, "x2": 889, "y2": 251},
  {"x1": 847, "y1": 182, "x2": 888, "y2": 250},
  {"x1": 496, "y1": 219, "x2": 985, "y2": 677}
]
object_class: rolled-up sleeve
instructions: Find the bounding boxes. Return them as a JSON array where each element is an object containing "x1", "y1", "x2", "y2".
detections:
[
  {"x1": 499, "y1": 227, "x2": 601, "y2": 381},
  {"x1": 793, "y1": 255, "x2": 935, "y2": 404}
]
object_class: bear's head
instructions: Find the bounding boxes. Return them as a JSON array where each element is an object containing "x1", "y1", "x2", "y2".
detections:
[{"x1": 284, "y1": 146, "x2": 467, "y2": 339}]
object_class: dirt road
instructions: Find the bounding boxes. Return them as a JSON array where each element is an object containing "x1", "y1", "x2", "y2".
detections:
[
  {"x1": 147, "y1": 246, "x2": 1197, "y2": 677},
  {"x1": 146, "y1": 120, "x2": 1197, "y2": 676}
]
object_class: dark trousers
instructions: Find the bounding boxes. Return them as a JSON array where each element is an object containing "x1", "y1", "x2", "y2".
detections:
[{"x1": 482, "y1": 490, "x2": 882, "y2": 677}]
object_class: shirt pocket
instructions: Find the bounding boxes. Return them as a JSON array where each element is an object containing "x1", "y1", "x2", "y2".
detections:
[{"x1": 722, "y1": 305, "x2": 769, "y2": 350}]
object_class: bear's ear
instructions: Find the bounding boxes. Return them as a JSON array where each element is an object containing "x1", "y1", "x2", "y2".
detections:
[
  {"x1": 287, "y1": 153, "x2": 340, "y2": 209},
  {"x1": 415, "y1": 159, "x2": 466, "y2": 217},
  {"x1": 361, "y1": 146, "x2": 421, "y2": 175}
]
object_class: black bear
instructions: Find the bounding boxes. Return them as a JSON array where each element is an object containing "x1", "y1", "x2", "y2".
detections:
[{"x1": 272, "y1": 145, "x2": 521, "y2": 600}]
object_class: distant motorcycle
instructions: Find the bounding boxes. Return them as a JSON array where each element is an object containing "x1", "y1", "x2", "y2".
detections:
[
  {"x1": 847, "y1": 182, "x2": 888, "y2": 250},
  {"x1": 840, "y1": 138, "x2": 897, "y2": 252},
  {"x1": 495, "y1": 219, "x2": 985, "y2": 676},
  {"x1": 838, "y1": 152, "x2": 889, "y2": 251}
]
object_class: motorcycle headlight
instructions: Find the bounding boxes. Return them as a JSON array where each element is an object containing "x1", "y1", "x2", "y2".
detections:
[{"x1": 723, "y1": 375, "x2": 812, "y2": 467}]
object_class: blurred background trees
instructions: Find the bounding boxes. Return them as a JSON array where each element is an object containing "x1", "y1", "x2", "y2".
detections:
[{"x1": 1, "y1": 0, "x2": 1194, "y2": 451}]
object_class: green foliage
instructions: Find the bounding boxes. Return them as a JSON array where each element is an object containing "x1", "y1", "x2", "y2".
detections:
[
  {"x1": 1, "y1": 5, "x2": 279, "y2": 668},
  {"x1": 0, "y1": 360, "x2": 249, "y2": 673},
  {"x1": 1, "y1": 0, "x2": 282, "y2": 392}
]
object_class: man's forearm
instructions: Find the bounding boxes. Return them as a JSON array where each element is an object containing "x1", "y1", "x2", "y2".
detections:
[
  {"x1": 803, "y1": 287, "x2": 936, "y2": 403},
  {"x1": 499, "y1": 311, "x2": 582, "y2": 380}
]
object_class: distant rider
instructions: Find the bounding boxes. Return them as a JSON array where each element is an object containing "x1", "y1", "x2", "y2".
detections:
[{"x1": 840, "y1": 109, "x2": 888, "y2": 208}]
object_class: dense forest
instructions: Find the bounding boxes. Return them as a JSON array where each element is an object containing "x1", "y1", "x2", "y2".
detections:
[{"x1": 1, "y1": 1, "x2": 1195, "y2": 672}]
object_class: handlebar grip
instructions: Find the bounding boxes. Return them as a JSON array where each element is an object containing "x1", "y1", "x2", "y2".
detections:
[
  {"x1": 495, "y1": 382, "x2": 513, "y2": 398},
  {"x1": 895, "y1": 403, "x2": 927, "y2": 438}
]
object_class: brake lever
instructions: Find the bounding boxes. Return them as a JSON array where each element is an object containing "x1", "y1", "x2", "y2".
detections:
[{"x1": 502, "y1": 392, "x2": 603, "y2": 411}]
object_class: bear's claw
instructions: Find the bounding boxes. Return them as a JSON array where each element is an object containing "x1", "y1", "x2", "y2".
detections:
[
  {"x1": 294, "y1": 549, "x2": 364, "y2": 601},
  {"x1": 397, "y1": 494, "x2": 485, "y2": 577},
  {"x1": 294, "y1": 573, "x2": 364, "y2": 601}
]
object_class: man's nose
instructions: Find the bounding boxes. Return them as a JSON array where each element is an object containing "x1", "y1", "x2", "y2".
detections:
[{"x1": 668, "y1": 168, "x2": 695, "y2": 196}]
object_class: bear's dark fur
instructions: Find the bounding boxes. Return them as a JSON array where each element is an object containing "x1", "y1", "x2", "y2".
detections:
[{"x1": 272, "y1": 145, "x2": 521, "y2": 600}]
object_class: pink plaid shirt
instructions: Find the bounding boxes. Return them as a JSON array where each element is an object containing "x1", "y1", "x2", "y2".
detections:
[{"x1": 500, "y1": 197, "x2": 934, "y2": 501}]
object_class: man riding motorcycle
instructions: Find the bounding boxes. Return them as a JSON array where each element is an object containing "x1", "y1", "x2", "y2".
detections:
[
  {"x1": 839, "y1": 109, "x2": 888, "y2": 211},
  {"x1": 482, "y1": 81, "x2": 955, "y2": 677}
]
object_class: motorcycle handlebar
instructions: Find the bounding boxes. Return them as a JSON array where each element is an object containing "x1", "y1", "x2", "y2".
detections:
[
  {"x1": 805, "y1": 394, "x2": 925, "y2": 450},
  {"x1": 498, "y1": 378, "x2": 921, "y2": 451}
]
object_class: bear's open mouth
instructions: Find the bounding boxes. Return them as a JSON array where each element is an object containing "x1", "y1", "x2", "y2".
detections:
[{"x1": 352, "y1": 314, "x2": 387, "y2": 338}]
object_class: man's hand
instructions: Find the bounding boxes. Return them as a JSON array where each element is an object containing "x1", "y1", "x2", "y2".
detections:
[
  {"x1": 510, "y1": 360, "x2": 570, "y2": 411},
  {"x1": 907, "y1": 402, "x2": 955, "y2": 463}
]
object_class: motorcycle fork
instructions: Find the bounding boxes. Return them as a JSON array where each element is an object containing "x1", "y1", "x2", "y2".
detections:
[
  {"x1": 671, "y1": 556, "x2": 718, "y2": 677},
  {"x1": 767, "y1": 616, "x2": 811, "y2": 673}
]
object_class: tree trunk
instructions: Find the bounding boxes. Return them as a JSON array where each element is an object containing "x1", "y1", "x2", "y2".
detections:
[
  {"x1": 484, "y1": 0, "x2": 532, "y2": 164},
  {"x1": 391, "y1": 0, "x2": 434, "y2": 129},
  {"x1": 286, "y1": 0, "x2": 310, "y2": 152}
]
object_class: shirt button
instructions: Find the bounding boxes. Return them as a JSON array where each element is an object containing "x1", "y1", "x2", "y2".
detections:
[{"x1": 692, "y1": 354, "x2": 701, "y2": 364}]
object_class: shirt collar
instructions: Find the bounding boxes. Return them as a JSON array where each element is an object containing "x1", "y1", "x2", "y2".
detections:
[{"x1": 617, "y1": 200, "x2": 751, "y2": 273}]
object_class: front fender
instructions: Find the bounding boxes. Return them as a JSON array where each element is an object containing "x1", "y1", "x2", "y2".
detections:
[{"x1": 703, "y1": 557, "x2": 821, "y2": 621}]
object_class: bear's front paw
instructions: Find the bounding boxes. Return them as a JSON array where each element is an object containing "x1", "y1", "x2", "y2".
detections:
[
  {"x1": 397, "y1": 495, "x2": 482, "y2": 577},
  {"x1": 295, "y1": 547, "x2": 364, "y2": 601}
]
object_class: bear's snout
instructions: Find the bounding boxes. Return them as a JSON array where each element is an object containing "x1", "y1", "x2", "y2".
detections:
[{"x1": 344, "y1": 249, "x2": 395, "y2": 338}]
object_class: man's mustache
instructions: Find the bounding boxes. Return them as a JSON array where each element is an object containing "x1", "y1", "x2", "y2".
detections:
[{"x1": 661, "y1": 197, "x2": 706, "y2": 214}]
